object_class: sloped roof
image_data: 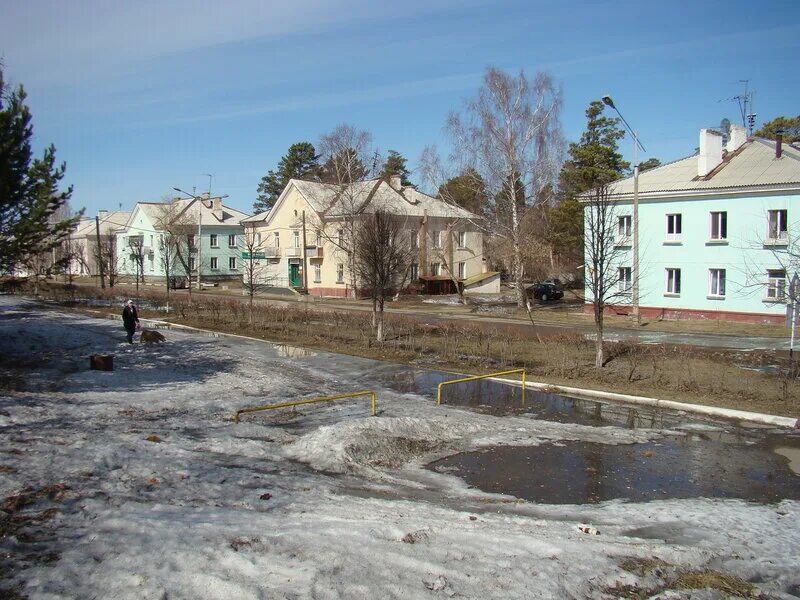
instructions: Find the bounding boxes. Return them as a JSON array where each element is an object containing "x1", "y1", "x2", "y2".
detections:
[
  {"x1": 73, "y1": 211, "x2": 132, "y2": 237},
  {"x1": 122, "y1": 198, "x2": 250, "y2": 230},
  {"x1": 286, "y1": 178, "x2": 479, "y2": 220},
  {"x1": 608, "y1": 138, "x2": 800, "y2": 199}
]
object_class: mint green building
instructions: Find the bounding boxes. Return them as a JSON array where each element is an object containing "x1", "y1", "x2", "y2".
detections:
[{"x1": 589, "y1": 125, "x2": 800, "y2": 323}]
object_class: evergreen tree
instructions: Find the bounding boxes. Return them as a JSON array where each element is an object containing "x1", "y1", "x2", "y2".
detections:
[
  {"x1": 437, "y1": 168, "x2": 488, "y2": 215},
  {"x1": 319, "y1": 147, "x2": 368, "y2": 184},
  {"x1": 0, "y1": 67, "x2": 79, "y2": 272},
  {"x1": 754, "y1": 115, "x2": 800, "y2": 144},
  {"x1": 380, "y1": 150, "x2": 412, "y2": 186},
  {"x1": 639, "y1": 157, "x2": 661, "y2": 173},
  {"x1": 254, "y1": 142, "x2": 320, "y2": 213}
]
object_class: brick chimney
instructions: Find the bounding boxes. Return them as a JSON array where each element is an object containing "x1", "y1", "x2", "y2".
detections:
[
  {"x1": 726, "y1": 124, "x2": 747, "y2": 153},
  {"x1": 698, "y1": 129, "x2": 724, "y2": 177},
  {"x1": 776, "y1": 134, "x2": 784, "y2": 159}
]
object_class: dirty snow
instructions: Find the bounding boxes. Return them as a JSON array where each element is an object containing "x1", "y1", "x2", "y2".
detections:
[{"x1": 1, "y1": 295, "x2": 799, "y2": 599}]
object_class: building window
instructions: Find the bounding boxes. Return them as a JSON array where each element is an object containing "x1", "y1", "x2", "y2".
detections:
[
  {"x1": 410, "y1": 263, "x2": 419, "y2": 281},
  {"x1": 709, "y1": 268, "x2": 726, "y2": 297},
  {"x1": 665, "y1": 268, "x2": 681, "y2": 295},
  {"x1": 710, "y1": 211, "x2": 727, "y2": 240},
  {"x1": 666, "y1": 214, "x2": 682, "y2": 242},
  {"x1": 430, "y1": 262, "x2": 440, "y2": 276},
  {"x1": 148, "y1": 255, "x2": 154, "y2": 271},
  {"x1": 457, "y1": 261, "x2": 466, "y2": 279},
  {"x1": 189, "y1": 256, "x2": 196, "y2": 272},
  {"x1": 210, "y1": 257, "x2": 218, "y2": 270},
  {"x1": 432, "y1": 230, "x2": 441, "y2": 248},
  {"x1": 618, "y1": 215, "x2": 631, "y2": 241},
  {"x1": 337, "y1": 229, "x2": 344, "y2": 247},
  {"x1": 188, "y1": 234, "x2": 195, "y2": 249},
  {"x1": 291, "y1": 230, "x2": 300, "y2": 248},
  {"x1": 228, "y1": 234, "x2": 237, "y2": 247},
  {"x1": 618, "y1": 267, "x2": 632, "y2": 293},
  {"x1": 766, "y1": 269, "x2": 786, "y2": 300},
  {"x1": 457, "y1": 231, "x2": 466, "y2": 248},
  {"x1": 768, "y1": 209, "x2": 788, "y2": 241},
  {"x1": 273, "y1": 231, "x2": 280, "y2": 247},
  {"x1": 229, "y1": 257, "x2": 237, "y2": 270},
  {"x1": 256, "y1": 232, "x2": 262, "y2": 245},
  {"x1": 313, "y1": 264, "x2": 321, "y2": 283},
  {"x1": 315, "y1": 230, "x2": 322, "y2": 246},
  {"x1": 210, "y1": 234, "x2": 218, "y2": 248}
]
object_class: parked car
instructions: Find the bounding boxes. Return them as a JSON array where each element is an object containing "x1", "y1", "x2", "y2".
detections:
[{"x1": 527, "y1": 280, "x2": 564, "y2": 302}]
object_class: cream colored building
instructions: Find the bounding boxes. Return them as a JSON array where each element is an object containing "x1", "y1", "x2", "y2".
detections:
[{"x1": 242, "y1": 176, "x2": 490, "y2": 297}]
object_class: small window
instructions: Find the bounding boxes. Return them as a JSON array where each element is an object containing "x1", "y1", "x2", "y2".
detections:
[
  {"x1": 457, "y1": 261, "x2": 466, "y2": 279},
  {"x1": 292, "y1": 230, "x2": 300, "y2": 248},
  {"x1": 410, "y1": 263, "x2": 419, "y2": 281},
  {"x1": 432, "y1": 230, "x2": 441, "y2": 248},
  {"x1": 710, "y1": 211, "x2": 727, "y2": 240},
  {"x1": 768, "y1": 209, "x2": 788, "y2": 241},
  {"x1": 336, "y1": 263, "x2": 344, "y2": 283},
  {"x1": 315, "y1": 230, "x2": 322, "y2": 246},
  {"x1": 229, "y1": 256, "x2": 237, "y2": 270},
  {"x1": 411, "y1": 230, "x2": 419, "y2": 249},
  {"x1": 766, "y1": 269, "x2": 786, "y2": 300},
  {"x1": 188, "y1": 234, "x2": 195, "y2": 248},
  {"x1": 618, "y1": 215, "x2": 632, "y2": 240},
  {"x1": 666, "y1": 214, "x2": 682, "y2": 241},
  {"x1": 709, "y1": 268, "x2": 726, "y2": 297},
  {"x1": 256, "y1": 232, "x2": 262, "y2": 245},
  {"x1": 618, "y1": 267, "x2": 632, "y2": 293},
  {"x1": 210, "y1": 234, "x2": 218, "y2": 248},
  {"x1": 430, "y1": 262, "x2": 440, "y2": 276},
  {"x1": 457, "y1": 231, "x2": 466, "y2": 248},
  {"x1": 189, "y1": 256, "x2": 196, "y2": 271},
  {"x1": 228, "y1": 234, "x2": 237, "y2": 247},
  {"x1": 313, "y1": 264, "x2": 321, "y2": 283},
  {"x1": 337, "y1": 229, "x2": 344, "y2": 247},
  {"x1": 210, "y1": 257, "x2": 219, "y2": 270},
  {"x1": 665, "y1": 268, "x2": 681, "y2": 295}
]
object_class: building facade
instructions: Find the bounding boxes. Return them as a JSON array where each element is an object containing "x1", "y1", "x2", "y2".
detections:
[
  {"x1": 242, "y1": 176, "x2": 488, "y2": 297},
  {"x1": 587, "y1": 125, "x2": 800, "y2": 323}
]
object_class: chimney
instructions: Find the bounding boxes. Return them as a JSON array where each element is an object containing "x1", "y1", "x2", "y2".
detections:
[
  {"x1": 698, "y1": 128, "x2": 724, "y2": 177},
  {"x1": 726, "y1": 124, "x2": 747, "y2": 153},
  {"x1": 776, "y1": 134, "x2": 783, "y2": 159},
  {"x1": 98, "y1": 210, "x2": 108, "y2": 218},
  {"x1": 211, "y1": 197, "x2": 223, "y2": 219},
  {"x1": 389, "y1": 174, "x2": 402, "y2": 191}
]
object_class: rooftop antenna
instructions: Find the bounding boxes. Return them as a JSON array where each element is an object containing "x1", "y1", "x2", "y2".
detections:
[{"x1": 719, "y1": 80, "x2": 757, "y2": 136}]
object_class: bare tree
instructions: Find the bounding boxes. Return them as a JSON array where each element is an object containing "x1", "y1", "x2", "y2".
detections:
[
  {"x1": 94, "y1": 236, "x2": 119, "y2": 287},
  {"x1": 126, "y1": 235, "x2": 146, "y2": 291},
  {"x1": 317, "y1": 124, "x2": 380, "y2": 297},
  {"x1": 353, "y1": 210, "x2": 415, "y2": 341},
  {"x1": 445, "y1": 67, "x2": 562, "y2": 307},
  {"x1": 241, "y1": 224, "x2": 268, "y2": 323},
  {"x1": 584, "y1": 184, "x2": 628, "y2": 368}
]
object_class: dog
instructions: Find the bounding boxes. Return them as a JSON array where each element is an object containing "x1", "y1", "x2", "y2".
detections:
[{"x1": 140, "y1": 329, "x2": 166, "y2": 344}]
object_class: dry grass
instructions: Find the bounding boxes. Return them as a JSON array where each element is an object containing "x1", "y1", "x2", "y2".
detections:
[
  {"x1": 8, "y1": 280, "x2": 800, "y2": 419},
  {"x1": 672, "y1": 569, "x2": 758, "y2": 597}
]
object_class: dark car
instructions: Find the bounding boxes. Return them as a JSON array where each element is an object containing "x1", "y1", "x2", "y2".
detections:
[{"x1": 527, "y1": 280, "x2": 564, "y2": 302}]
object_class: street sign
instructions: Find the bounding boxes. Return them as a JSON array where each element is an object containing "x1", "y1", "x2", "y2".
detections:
[{"x1": 242, "y1": 251, "x2": 266, "y2": 259}]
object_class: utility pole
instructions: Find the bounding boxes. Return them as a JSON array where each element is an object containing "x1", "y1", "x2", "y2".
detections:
[
  {"x1": 301, "y1": 210, "x2": 308, "y2": 291},
  {"x1": 95, "y1": 215, "x2": 106, "y2": 288}
]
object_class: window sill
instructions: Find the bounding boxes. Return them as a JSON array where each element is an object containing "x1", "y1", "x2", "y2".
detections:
[
  {"x1": 763, "y1": 297, "x2": 787, "y2": 304},
  {"x1": 663, "y1": 240, "x2": 683, "y2": 246},
  {"x1": 210, "y1": 246, "x2": 220, "y2": 249},
  {"x1": 764, "y1": 239, "x2": 789, "y2": 247},
  {"x1": 336, "y1": 281, "x2": 344, "y2": 284},
  {"x1": 706, "y1": 295, "x2": 725, "y2": 300},
  {"x1": 706, "y1": 239, "x2": 728, "y2": 245},
  {"x1": 615, "y1": 239, "x2": 632, "y2": 247},
  {"x1": 663, "y1": 292, "x2": 680, "y2": 298},
  {"x1": 313, "y1": 280, "x2": 322, "y2": 284}
]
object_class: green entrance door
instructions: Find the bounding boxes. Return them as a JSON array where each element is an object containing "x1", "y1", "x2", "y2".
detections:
[{"x1": 289, "y1": 263, "x2": 301, "y2": 287}]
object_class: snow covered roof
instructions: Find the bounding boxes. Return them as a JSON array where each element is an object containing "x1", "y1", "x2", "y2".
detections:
[
  {"x1": 73, "y1": 211, "x2": 132, "y2": 237},
  {"x1": 608, "y1": 138, "x2": 800, "y2": 200},
  {"x1": 124, "y1": 198, "x2": 250, "y2": 230}
]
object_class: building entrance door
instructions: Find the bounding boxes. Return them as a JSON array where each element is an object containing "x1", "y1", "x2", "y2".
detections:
[{"x1": 289, "y1": 263, "x2": 301, "y2": 287}]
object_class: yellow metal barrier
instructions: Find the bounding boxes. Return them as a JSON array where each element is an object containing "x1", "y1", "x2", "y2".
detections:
[
  {"x1": 234, "y1": 390, "x2": 377, "y2": 423},
  {"x1": 436, "y1": 369, "x2": 526, "y2": 406}
]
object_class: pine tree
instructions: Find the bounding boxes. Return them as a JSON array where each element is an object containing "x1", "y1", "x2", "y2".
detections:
[
  {"x1": 319, "y1": 148, "x2": 368, "y2": 185},
  {"x1": 437, "y1": 168, "x2": 488, "y2": 215},
  {"x1": 380, "y1": 150, "x2": 412, "y2": 186},
  {"x1": 0, "y1": 67, "x2": 79, "y2": 272},
  {"x1": 254, "y1": 142, "x2": 320, "y2": 214},
  {"x1": 754, "y1": 115, "x2": 800, "y2": 144}
]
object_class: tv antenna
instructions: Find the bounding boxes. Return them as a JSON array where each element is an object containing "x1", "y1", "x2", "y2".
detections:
[{"x1": 720, "y1": 80, "x2": 756, "y2": 136}]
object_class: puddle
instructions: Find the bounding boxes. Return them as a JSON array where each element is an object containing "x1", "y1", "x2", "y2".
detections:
[
  {"x1": 429, "y1": 438, "x2": 800, "y2": 504},
  {"x1": 273, "y1": 343, "x2": 313, "y2": 358}
]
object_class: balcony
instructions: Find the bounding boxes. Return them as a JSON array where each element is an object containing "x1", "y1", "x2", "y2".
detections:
[
  {"x1": 263, "y1": 247, "x2": 281, "y2": 258},
  {"x1": 284, "y1": 247, "x2": 302, "y2": 258},
  {"x1": 306, "y1": 246, "x2": 324, "y2": 259}
]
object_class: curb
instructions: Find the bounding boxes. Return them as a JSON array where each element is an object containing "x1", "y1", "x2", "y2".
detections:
[{"x1": 493, "y1": 377, "x2": 800, "y2": 430}]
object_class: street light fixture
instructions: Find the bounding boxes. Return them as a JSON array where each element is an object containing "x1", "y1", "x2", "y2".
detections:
[{"x1": 601, "y1": 95, "x2": 646, "y2": 324}]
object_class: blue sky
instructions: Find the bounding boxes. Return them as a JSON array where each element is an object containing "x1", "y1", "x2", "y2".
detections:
[{"x1": 2, "y1": 0, "x2": 798, "y2": 217}]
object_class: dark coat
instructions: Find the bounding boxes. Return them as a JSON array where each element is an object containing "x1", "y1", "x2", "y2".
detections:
[{"x1": 122, "y1": 305, "x2": 139, "y2": 330}]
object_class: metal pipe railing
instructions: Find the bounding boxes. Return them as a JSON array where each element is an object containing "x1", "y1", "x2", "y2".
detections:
[
  {"x1": 234, "y1": 390, "x2": 377, "y2": 423},
  {"x1": 436, "y1": 369, "x2": 526, "y2": 406}
]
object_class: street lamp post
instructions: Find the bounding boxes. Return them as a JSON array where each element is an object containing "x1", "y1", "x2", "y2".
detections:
[{"x1": 602, "y1": 95, "x2": 646, "y2": 325}]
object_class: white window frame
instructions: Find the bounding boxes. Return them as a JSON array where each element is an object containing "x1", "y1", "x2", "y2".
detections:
[
  {"x1": 210, "y1": 256, "x2": 219, "y2": 270},
  {"x1": 229, "y1": 256, "x2": 237, "y2": 270},
  {"x1": 665, "y1": 214, "x2": 682, "y2": 242},
  {"x1": 256, "y1": 232, "x2": 262, "y2": 246},
  {"x1": 273, "y1": 231, "x2": 280, "y2": 247},
  {"x1": 457, "y1": 261, "x2": 466, "y2": 279},
  {"x1": 767, "y1": 209, "x2": 788, "y2": 242},
  {"x1": 313, "y1": 264, "x2": 321, "y2": 283},
  {"x1": 292, "y1": 230, "x2": 300, "y2": 248},
  {"x1": 189, "y1": 256, "x2": 196, "y2": 272},
  {"x1": 410, "y1": 263, "x2": 419, "y2": 281},
  {"x1": 665, "y1": 268, "x2": 681, "y2": 295},
  {"x1": 709, "y1": 211, "x2": 727, "y2": 241},
  {"x1": 618, "y1": 266, "x2": 632, "y2": 294},
  {"x1": 617, "y1": 215, "x2": 632, "y2": 242},
  {"x1": 228, "y1": 234, "x2": 237, "y2": 248},
  {"x1": 315, "y1": 230, "x2": 322, "y2": 246},
  {"x1": 766, "y1": 269, "x2": 786, "y2": 301},
  {"x1": 430, "y1": 262, "x2": 441, "y2": 276},
  {"x1": 457, "y1": 231, "x2": 466, "y2": 248},
  {"x1": 210, "y1": 234, "x2": 219, "y2": 248},
  {"x1": 709, "y1": 268, "x2": 726, "y2": 298},
  {"x1": 336, "y1": 263, "x2": 344, "y2": 283}
]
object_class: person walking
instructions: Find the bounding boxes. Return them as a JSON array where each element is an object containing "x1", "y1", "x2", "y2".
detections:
[{"x1": 122, "y1": 299, "x2": 140, "y2": 344}]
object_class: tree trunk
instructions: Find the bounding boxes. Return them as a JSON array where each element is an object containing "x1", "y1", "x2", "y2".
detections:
[
  {"x1": 371, "y1": 297, "x2": 377, "y2": 328},
  {"x1": 377, "y1": 298, "x2": 384, "y2": 342},
  {"x1": 594, "y1": 308, "x2": 604, "y2": 368}
]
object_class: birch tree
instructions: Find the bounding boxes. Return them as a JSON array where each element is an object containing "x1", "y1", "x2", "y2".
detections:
[{"x1": 445, "y1": 67, "x2": 562, "y2": 307}]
